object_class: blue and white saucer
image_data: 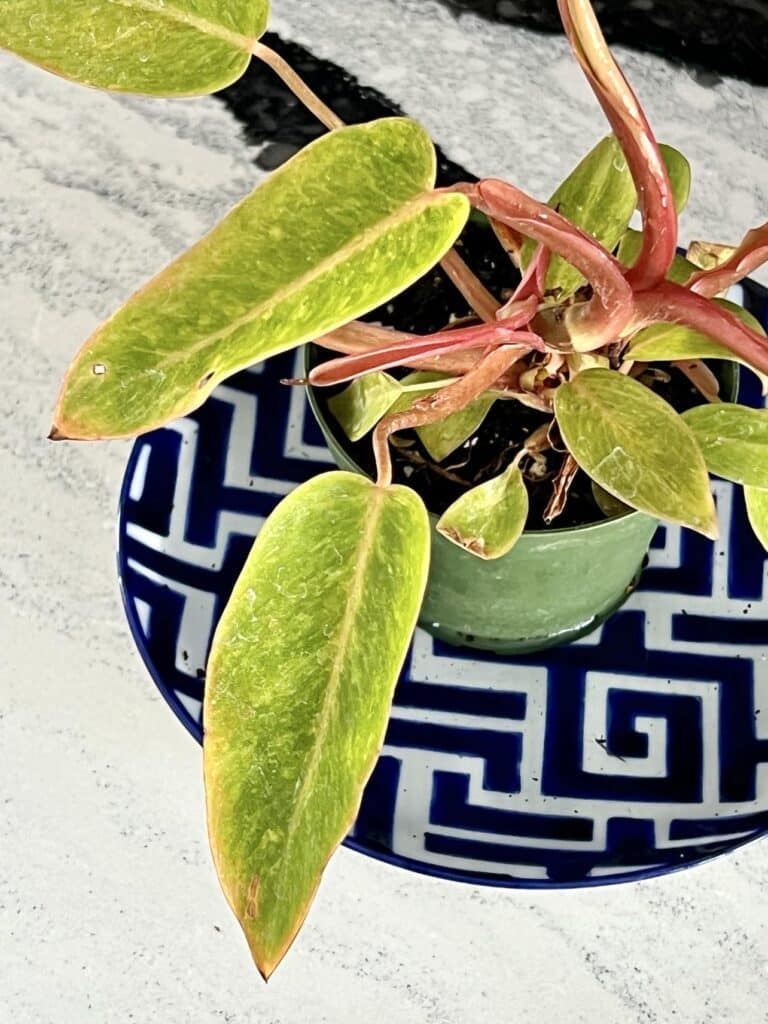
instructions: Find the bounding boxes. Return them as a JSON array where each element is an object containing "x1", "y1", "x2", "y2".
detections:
[{"x1": 117, "y1": 279, "x2": 768, "y2": 888}]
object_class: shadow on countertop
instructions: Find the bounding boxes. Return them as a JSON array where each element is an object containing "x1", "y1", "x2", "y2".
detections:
[{"x1": 440, "y1": 0, "x2": 768, "y2": 86}]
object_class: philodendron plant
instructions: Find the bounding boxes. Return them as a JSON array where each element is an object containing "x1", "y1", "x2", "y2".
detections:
[{"x1": 5, "y1": 0, "x2": 768, "y2": 978}]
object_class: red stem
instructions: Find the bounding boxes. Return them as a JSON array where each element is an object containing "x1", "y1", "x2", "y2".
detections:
[
  {"x1": 631, "y1": 282, "x2": 768, "y2": 374},
  {"x1": 557, "y1": 0, "x2": 677, "y2": 291},
  {"x1": 687, "y1": 222, "x2": 768, "y2": 298},
  {"x1": 457, "y1": 179, "x2": 634, "y2": 350},
  {"x1": 309, "y1": 298, "x2": 540, "y2": 387}
]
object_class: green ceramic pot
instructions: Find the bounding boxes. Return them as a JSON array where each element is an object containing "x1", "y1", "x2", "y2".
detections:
[{"x1": 305, "y1": 346, "x2": 737, "y2": 655}]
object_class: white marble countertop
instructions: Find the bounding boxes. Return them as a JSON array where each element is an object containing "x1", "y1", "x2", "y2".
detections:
[{"x1": 2, "y1": 2, "x2": 767, "y2": 1021}]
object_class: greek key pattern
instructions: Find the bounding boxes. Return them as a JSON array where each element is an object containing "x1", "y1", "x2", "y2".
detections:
[{"x1": 119, "y1": 283, "x2": 768, "y2": 886}]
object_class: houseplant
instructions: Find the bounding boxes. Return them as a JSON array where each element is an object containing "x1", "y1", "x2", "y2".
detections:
[{"x1": 4, "y1": 0, "x2": 768, "y2": 980}]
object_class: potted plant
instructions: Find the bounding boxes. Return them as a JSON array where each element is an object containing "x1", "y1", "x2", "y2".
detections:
[{"x1": 4, "y1": 0, "x2": 768, "y2": 980}]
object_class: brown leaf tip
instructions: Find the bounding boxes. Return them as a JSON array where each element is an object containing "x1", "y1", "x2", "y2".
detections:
[{"x1": 48, "y1": 425, "x2": 68, "y2": 442}]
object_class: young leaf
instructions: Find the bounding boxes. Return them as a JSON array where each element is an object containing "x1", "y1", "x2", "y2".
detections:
[
  {"x1": 520, "y1": 135, "x2": 637, "y2": 298},
  {"x1": 396, "y1": 371, "x2": 496, "y2": 462},
  {"x1": 328, "y1": 373, "x2": 403, "y2": 442},
  {"x1": 617, "y1": 229, "x2": 697, "y2": 284},
  {"x1": 52, "y1": 119, "x2": 469, "y2": 440},
  {"x1": 682, "y1": 405, "x2": 768, "y2": 488},
  {"x1": 625, "y1": 300, "x2": 768, "y2": 392},
  {"x1": 204, "y1": 471, "x2": 430, "y2": 979},
  {"x1": 0, "y1": 0, "x2": 268, "y2": 96},
  {"x1": 554, "y1": 367, "x2": 718, "y2": 537},
  {"x1": 437, "y1": 463, "x2": 529, "y2": 559},
  {"x1": 744, "y1": 486, "x2": 768, "y2": 552}
]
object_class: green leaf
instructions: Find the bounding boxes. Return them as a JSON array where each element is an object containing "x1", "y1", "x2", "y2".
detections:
[
  {"x1": 396, "y1": 371, "x2": 495, "y2": 462},
  {"x1": 617, "y1": 229, "x2": 697, "y2": 284},
  {"x1": 554, "y1": 368, "x2": 718, "y2": 537},
  {"x1": 591, "y1": 481, "x2": 631, "y2": 518},
  {"x1": 204, "y1": 471, "x2": 430, "y2": 979},
  {"x1": 52, "y1": 118, "x2": 469, "y2": 440},
  {"x1": 328, "y1": 373, "x2": 403, "y2": 442},
  {"x1": 744, "y1": 486, "x2": 768, "y2": 551},
  {"x1": 520, "y1": 135, "x2": 637, "y2": 298},
  {"x1": 658, "y1": 144, "x2": 692, "y2": 214},
  {"x1": 682, "y1": 404, "x2": 768, "y2": 487},
  {"x1": 0, "y1": 0, "x2": 268, "y2": 96},
  {"x1": 625, "y1": 299, "x2": 768, "y2": 392},
  {"x1": 437, "y1": 463, "x2": 528, "y2": 559}
]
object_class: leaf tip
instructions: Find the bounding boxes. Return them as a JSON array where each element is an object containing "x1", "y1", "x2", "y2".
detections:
[{"x1": 48, "y1": 424, "x2": 68, "y2": 442}]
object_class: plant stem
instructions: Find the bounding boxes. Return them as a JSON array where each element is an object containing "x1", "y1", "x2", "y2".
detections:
[
  {"x1": 252, "y1": 43, "x2": 345, "y2": 131},
  {"x1": 373, "y1": 345, "x2": 522, "y2": 486},
  {"x1": 439, "y1": 248, "x2": 501, "y2": 322}
]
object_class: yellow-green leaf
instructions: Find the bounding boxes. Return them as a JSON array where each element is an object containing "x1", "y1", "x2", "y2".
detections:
[
  {"x1": 52, "y1": 119, "x2": 469, "y2": 440},
  {"x1": 0, "y1": 0, "x2": 268, "y2": 96},
  {"x1": 658, "y1": 144, "x2": 692, "y2": 214},
  {"x1": 396, "y1": 371, "x2": 495, "y2": 462},
  {"x1": 625, "y1": 299, "x2": 768, "y2": 392},
  {"x1": 520, "y1": 135, "x2": 637, "y2": 298},
  {"x1": 617, "y1": 229, "x2": 697, "y2": 284},
  {"x1": 682, "y1": 404, "x2": 768, "y2": 487},
  {"x1": 555, "y1": 368, "x2": 718, "y2": 537},
  {"x1": 744, "y1": 486, "x2": 768, "y2": 551},
  {"x1": 436, "y1": 463, "x2": 528, "y2": 559},
  {"x1": 204, "y1": 471, "x2": 430, "y2": 979},
  {"x1": 328, "y1": 372, "x2": 403, "y2": 442}
]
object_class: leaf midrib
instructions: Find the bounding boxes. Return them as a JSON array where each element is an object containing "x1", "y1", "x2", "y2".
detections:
[
  {"x1": 280, "y1": 485, "x2": 386, "y2": 859},
  {"x1": 149, "y1": 191, "x2": 443, "y2": 373},
  {"x1": 109, "y1": 0, "x2": 256, "y2": 50}
]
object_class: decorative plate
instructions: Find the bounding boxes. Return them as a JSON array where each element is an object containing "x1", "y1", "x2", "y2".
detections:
[{"x1": 118, "y1": 279, "x2": 768, "y2": 889}]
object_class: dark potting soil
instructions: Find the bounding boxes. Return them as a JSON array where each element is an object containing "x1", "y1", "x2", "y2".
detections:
[{"x1": 218, "y1": 35, "x2": 722, "y2": 531}]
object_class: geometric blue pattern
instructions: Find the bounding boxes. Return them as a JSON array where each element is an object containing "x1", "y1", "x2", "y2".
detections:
[{"x1": 118, "y1": 278, "x2": 768, "y2": 888}]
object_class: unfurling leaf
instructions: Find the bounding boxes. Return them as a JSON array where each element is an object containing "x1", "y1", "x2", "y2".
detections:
[
  {"x1": 520, "y1": 135, "x2": 637, "y2": 298},
  {"x1": 437, "y1": 463, "x2": 528, "y2": 559},
  {"x1": 52, "y1": 118, "x2": 469, "y2": 439},
  {"x1": 744, "y1": 486, "x2": 768, "y2": 552},
  {"x1": 328, "y1": 372, "x2": 402, "y2": 441},
  {"x1": 204, "y1": 471, "x2": 430, "y2": 979},
  {"x1": 555, "y1": 368, "x2": 718, "y2": 537},
  {"x1": 617, "y1": 229, "x2": 697, "y2": 284},
  {"x1": 682, "y1": 404, "x2": 768, "y2": 487},
  {"x1": 625, "y1": 300, "x2": 768, "y2": 392},
  {"x1": 0, "y1": 0, "x2": 268, "y2": 96},
  {"x1": 396, "y1": 371, "x2": 496, "y2": 462}
]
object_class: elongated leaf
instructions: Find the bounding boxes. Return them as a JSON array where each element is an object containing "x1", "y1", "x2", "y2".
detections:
[
  {"x1": 52, "y1": 118, "x2": 469, "y2": 439},
  {"x1": 520, "y1": 135, "x2": 636, "y2": 298},
  {"x1": 625, "y1": 300, "x2": 768, "y2": 391},
  {"x1": 682, "y1": 404, "x2": 768, "y2": 487},
  {"x1": 617, "y1": 229, "x2": 697, "y2": 284},
  {"x1": 328, "y1": 372, "x2": 402, "y2": 442},
  {"x1": 437, "y1": 464, "x2": 528, "y2": 559},
  {"x1": 0, "y1": 0, "x2": 267, "y2": 96},
  {"x1": 555, "y1": 368, "x2": 717, "y2": 537},
  {"x1": 744, "y1": 486, "x2": 768, "y2": 551},
  {"x1": 658, "y1": 144, "x2": 691, "y2": 214},
  {"x1": 205, "y1": 471, "x2": 430, "y2": 979},
  {"x1": 395, "y1": 371, "x2": 496, "y2": 462}
]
